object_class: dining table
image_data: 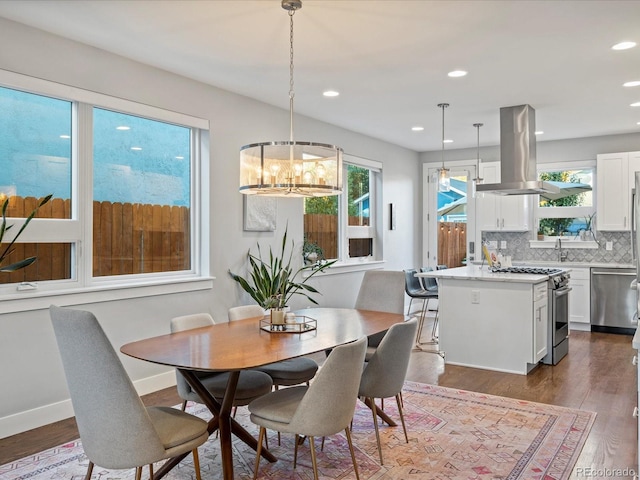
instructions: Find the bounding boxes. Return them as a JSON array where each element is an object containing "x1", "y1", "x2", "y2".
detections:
[{"x1": 120, "y1": 307, "x2": 407, "y2": 480}]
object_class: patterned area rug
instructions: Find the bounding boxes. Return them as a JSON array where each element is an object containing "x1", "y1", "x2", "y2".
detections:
[{"x1": 0, "y1": 381, "x2": 595, "y2": 480}]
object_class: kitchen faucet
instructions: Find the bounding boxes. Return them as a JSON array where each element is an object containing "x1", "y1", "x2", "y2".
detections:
[{"x1": 555, "y1": 238, "x2": 568, "y2": 262}]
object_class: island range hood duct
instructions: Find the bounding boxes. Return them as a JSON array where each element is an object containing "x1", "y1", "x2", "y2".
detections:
[{"x1": 475, "y1": 104, "x2": 560, "y2": 196}]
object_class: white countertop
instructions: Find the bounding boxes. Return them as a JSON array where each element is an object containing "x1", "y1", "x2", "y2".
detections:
[
  {"x1": 417, "y1": 265, "x2": 549, "y2": 284},
  {"x1": 473, "y1": 261, "x2": 634, "y2": 269}
]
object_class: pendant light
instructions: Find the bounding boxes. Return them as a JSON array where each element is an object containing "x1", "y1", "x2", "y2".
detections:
[
  {"x1": 471, "y1": 122, "x2": 483, "y2": 198},
  {"x1": 437, "y1": 103, "x2": 450, "y2": 192},
  {"x1": 239, "y1": 0, "x2": 343, "y2": 197}
]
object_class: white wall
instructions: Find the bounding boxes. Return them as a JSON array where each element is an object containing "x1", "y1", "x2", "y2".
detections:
[
  {"x1": 420, "y1": 131, "x2": 640, "y2": 166},
  {"x1": 0, "y1": 18, "x2": 421, "y2": 437}
]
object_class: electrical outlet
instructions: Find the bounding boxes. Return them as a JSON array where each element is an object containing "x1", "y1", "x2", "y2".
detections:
[
  {"x1": 471, "y1": 290, "x2": 480, "y2": 304},
  {"x1": 488, "y1": 240, "x2": 498, "y2": 248},
  {"x1": 500, "y1": 240, "x2": 507, "y2": 249},
  {"x1": 606, "y1": 241, "x2": 613, "y2": 251}
]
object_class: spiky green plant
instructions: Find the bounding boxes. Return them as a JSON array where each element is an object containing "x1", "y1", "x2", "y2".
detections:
[
  {"x1": 229, "y1": 227, "x2": 335, "y2": 309},
  {"x1": 0, "y1": 194, "x2": 52, "y2": 272}
]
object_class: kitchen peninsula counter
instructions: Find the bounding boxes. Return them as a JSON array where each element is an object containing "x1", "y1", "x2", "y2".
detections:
[{"x1": 417, "y1": 266, "x2": 549, "y2": 375}]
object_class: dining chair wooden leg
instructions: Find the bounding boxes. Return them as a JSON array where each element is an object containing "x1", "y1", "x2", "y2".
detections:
[
  {"x1": 181, "y1": 399, "x2": 188, "y2": 411},
  {"x1": 84, "y1": 462, "x2": 94, "y2": 480},
  {"x1": 135, "y1": 466, "x2": 143, "y2": 480},
  {"x1": 368, "y1": 397, "x2": 384, "y2": 465},
  {"x1": 345, "y1": 427, "x2": 360, "y2": 480},
  {"x1": 192, "y1": 448, "x2": 202, "y2": 480},
  {"x1": 320, "y1": 436, "x2": 325, "y2": 451},
  {"x1": 149, "y1": 463, "x2": 154, "y2": 480},
  {"x1": 293, "y1": 434, "x2": 299, "y2": 468},
  {"x1": 396, "y1": 393, "x2": 409, "y2": 443},
  {"x1": 253, "y1": 426, "x2": 265, "y2": 480},
  {"x1": 308, "y1": 436, "x2": 319, "y2": 480}
]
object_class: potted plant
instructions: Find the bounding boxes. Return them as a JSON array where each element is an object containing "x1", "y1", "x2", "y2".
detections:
[
  {"x1": 229, "y1": 227, "x2": 336, "y2": 323},
  {"x1": 302, "y1": 235, "x2": 324, "y2": 265},
  {"x1": 0, "y1": 195, "x2": 52, "y2": 273}
]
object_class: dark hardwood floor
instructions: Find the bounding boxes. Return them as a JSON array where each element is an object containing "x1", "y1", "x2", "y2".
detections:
[{"x1": 1, "y1": 324, "x2": 637, "y2": 474}]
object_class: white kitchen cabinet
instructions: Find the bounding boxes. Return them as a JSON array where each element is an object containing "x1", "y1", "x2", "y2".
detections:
[
  {"x1": 477, "y1": 161, "x2": 531, "y2": 232},
  {"x1": 533, "y1": 282, "x2": 549, "y2": 362},
  {"x1": 596, "y1": 151, "x2": 640, "y2": 231},
  {"x1": 437, "y1": 271, "x2": 548, "y2": 374},
  {"x1": 568, "y1": 267, "x2": 590, "y2": 331}
]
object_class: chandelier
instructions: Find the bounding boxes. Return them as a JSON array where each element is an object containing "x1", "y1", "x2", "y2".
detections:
[
  {"x1": 239, "y1": 0, "x2": 343, "y2": 197},
  {"x1": 437, "y1": 103, "x2": 450, "y2": 192}
]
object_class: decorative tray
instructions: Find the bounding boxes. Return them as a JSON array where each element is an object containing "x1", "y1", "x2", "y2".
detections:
[{"x1": 260, "y1": 315, "x2": 317, "y2": 333}]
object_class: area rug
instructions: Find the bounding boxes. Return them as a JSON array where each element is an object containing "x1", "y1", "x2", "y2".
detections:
[{"x1": 0, "y1": 381, "x2": 595, "y2": 480}]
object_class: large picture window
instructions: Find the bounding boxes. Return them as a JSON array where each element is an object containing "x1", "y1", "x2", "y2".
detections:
[{"x1": 0, "y1": 71, "x2": 208, "y2": 298}]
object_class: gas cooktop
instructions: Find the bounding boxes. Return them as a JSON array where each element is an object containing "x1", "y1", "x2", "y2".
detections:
[{"x1": 489, "y1": 266, "x2": 563, "y2": 275}]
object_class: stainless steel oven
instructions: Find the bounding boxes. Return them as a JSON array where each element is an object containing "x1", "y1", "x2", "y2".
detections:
[{"x1": 542, "y1": 272, "x2": 571, "y2": 365}]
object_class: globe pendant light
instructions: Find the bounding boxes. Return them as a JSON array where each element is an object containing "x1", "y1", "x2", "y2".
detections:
[
  {"x1": 239, "y1": 0, "x2": 343, "y2": 197},
  {"x1": 437, "y1": 103, "x2": 450, "y2": 192},
  {"x1": 471, "y1": 122, "x2": 484, "y2": 198}
]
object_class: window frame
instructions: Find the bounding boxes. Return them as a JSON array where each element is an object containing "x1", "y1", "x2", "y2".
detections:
[
  {"x1": 0, "y1": 69, "x2": 212, "y2": 311},
  {"x1": 533, "y1": 160, "x2": 596, "y2": 241},
  {"x1": 322, "y1": 155, "x2": 384, "y2": 273}
]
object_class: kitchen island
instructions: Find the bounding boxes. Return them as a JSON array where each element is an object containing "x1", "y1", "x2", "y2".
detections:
[{"x1": 417, "y1": 265, "x2": 549, "y2": 374}]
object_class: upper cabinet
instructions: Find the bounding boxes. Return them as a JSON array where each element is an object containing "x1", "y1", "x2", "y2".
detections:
[
  {"x1": 476, "y1": 161, "x2": 531, "y2": 232},
  {"x1": 596, "y1": 151, "x2": 640, "y2": 231}
]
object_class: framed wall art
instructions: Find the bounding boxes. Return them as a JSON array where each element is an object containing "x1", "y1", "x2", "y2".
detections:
[{"x1": 243, "y1": 195, "x2": 277, "y2": 232}]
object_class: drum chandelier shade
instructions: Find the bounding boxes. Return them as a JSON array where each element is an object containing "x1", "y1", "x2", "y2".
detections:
[
  {"x1": 239, "y1": 0, "x2": 343, "y2": 197},
  {"x1": 240, "y1": 141, "x2": 343, "y2": 196}
]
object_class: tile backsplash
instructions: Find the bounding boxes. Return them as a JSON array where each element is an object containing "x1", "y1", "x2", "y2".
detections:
[{"x1": 482, "y1": 231, "x2": 633, "y2": 264}]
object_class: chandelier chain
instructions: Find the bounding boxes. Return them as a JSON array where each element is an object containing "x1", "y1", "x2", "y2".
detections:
[{"x1": 289, "y1": 9, "x2": 295, "y2": 144}]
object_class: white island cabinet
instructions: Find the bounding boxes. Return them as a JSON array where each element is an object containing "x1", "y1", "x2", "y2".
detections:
[{"x1": 418, "y1": 266, "x2": 548, "y2": 375}]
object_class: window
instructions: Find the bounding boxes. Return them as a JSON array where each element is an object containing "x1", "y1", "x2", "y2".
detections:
[
  {"x1": 536, "y1": 163, "x2": 595, "y2": 238},
  {"x1": 303, "y1": 156, "x2": 381, "y2": 264},
  {"x1": 0, "y1": 70, "x2": 209, "y2": 298}
]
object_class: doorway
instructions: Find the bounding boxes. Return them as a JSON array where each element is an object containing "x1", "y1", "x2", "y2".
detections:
[{"x1": 423, "y1": 163, "x2": 476, "y2": 269}]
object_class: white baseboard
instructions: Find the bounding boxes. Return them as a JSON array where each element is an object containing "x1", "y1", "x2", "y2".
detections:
[{"x1": 0, "y1": 371, "x2": 176, "y2": 440}]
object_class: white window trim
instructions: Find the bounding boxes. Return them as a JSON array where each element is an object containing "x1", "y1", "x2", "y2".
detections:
[
  {"x1": 0, "y1": 69, "x2": 212, "y2": 310},
  {"x1": 337, "y1": 154, "x2": 383, "y2": 266},
  {"x1": 533, "y1": 160, "x2": 596, "y2": 246}
]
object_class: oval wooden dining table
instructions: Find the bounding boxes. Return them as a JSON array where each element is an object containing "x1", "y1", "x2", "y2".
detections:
[{"x1": 120, "y1": 307, "x2": 407, "y2": 480}]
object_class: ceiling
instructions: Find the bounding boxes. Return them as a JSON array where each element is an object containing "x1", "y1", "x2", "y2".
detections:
[{"x1": 1, "y1": 0, "x2": 639, "y2": 152}]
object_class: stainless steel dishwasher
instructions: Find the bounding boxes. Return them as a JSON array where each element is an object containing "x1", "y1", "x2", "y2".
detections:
[{"x1": 590, "y1": 267, "x2": 637, "y2": 335}]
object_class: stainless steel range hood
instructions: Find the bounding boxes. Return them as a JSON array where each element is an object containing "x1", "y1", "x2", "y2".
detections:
[{"x1": 475, "y1": 104, "x2": 560, "y2": 196}]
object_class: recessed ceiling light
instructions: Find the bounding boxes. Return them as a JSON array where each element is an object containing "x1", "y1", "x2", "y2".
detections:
[
  {"x1": 631, "y1": 102, "x2": 640, "y2": 107},
  {"x1": 323, "y1": 90, "x2": 339, "y2": 97},
  {"x1": 59, "y1": 134, "x2": 70, "y2": 139},
  {"x1": 116, "y1": 126, "x2": 130, "y2": 130},
  {"x1": 443, "y1": 139, "x2": 453, "y2": 144},
  {"x1": 131, "y1": 146, "x2": 142, "y2": 151},
  {"x1": 612, "y1": 41, "x2": 637, "y2": 50},
  {"x1": 175, "y1": 156, "x2": 185, "y2": 160},
  {"x1": 535, "y1": 131, "x2": 544, "y2": 135},
  {"x1": 448, "y1": 70, "x2": 467, "y2": 78},
  {"x1": 624, "y1": 81, "x2": 640, "y2": 87},
  {"x1": 411, "y1": 126, "x2": 424, "y2": 132}
]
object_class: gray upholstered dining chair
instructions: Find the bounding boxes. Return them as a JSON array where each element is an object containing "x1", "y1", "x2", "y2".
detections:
[
  {"x1": 170, "y1": 313, "x2": 273, "y2": 411},
  {"x1": 354, "y1": 270, "x2": 405, "y2": 360},
  {"x1": 248, "y1": 336, "x2": 367, "y2": 480},
  {"x1": 228, "y1": 305, "x2": 319, "y2": 388},
  {"x1": 358, "y1": 317, "x2": 418, "y2": 465},
  {"x1": 49, "y1": 305, "x2": 208, "y2": 480}
]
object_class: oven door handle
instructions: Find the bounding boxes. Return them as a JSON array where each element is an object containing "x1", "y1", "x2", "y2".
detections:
[{"x1": 553, "y1": 287, "x2": 572, "y2": 298}]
